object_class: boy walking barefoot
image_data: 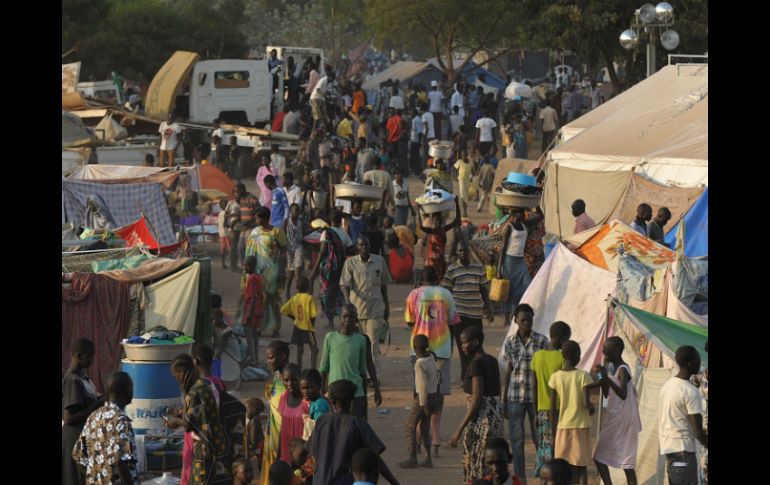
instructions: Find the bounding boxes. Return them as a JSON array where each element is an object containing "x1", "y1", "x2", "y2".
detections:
[
  {"x1": 280, "y1": 276, "x2": 319, "y2": 370},
  {"x1": 400, "y1": 334, "x2": 438, "y2": 469}
]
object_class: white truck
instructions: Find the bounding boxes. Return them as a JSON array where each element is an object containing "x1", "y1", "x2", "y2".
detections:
[{"x1": 146, "y1": 51, "x2": 272, "y2": 126}]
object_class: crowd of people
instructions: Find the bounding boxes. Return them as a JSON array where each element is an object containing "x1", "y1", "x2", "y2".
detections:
[{"x1": 63, "y1": 56, "x2": 707, "y2": 485}]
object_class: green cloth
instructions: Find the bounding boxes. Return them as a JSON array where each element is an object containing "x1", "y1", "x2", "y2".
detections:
[
  {"x1": 174, "y1": 336, "x2": 194, "y2": 344},
  {"x1": 616, "y1": 302, "x2": 708, "y2": 367},
  {"x1": 91, "y1": 254, "x2": 151, "y2": 272},
  {"x1": 319, "y1": 332, "x2": 368, "y2": 398}
]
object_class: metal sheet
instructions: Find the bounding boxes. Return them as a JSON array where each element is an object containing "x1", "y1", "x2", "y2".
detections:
[{"x1": 145, "y1": 51, "x2": 200, "y2": 121}]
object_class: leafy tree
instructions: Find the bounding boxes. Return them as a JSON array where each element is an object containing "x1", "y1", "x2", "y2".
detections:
[{"x1": 364, "y1": 0, "x2": 519, "y2": 82}]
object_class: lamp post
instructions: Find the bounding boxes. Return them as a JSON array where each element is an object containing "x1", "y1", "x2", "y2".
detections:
[{"x1": 619, "y1": 2, "x2": 680, "y2": 78}]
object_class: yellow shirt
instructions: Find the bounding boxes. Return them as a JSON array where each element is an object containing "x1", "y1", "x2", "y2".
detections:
[
  {"x1": 280, "y1": 293, "x2": 317, "y2": 331},
  {"x1": 532, "y1": 349, "x2": 564, "y2": 411},
  {"x1": 485, "y1": 265, "x2": 497, "y2": 281},
  {"x1": 549, "y1": 369, "x2": 594, "y2": 429},
  {"x1": 453, "y1": 159, "x2": 473, "y2": 185},
  {"x1": 336, "y1": 118, "x2": 353, "y2": 140}
]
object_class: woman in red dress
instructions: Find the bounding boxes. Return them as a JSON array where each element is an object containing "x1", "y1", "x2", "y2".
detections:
[{"x1": 418, "y1": 197, "x2": 461, "y2": 283}]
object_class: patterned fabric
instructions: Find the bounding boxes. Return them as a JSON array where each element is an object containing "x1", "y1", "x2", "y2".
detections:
[
  {"x1": 261, "y1": 372, "x2": 287, "y2": 485},
  {"x1": 534, "y1": 410, "x2": 553, "y2": 478},
  {"x1": 62, "y1": 180, "x2": 176, "y2": 245},
  {"x1": 72, "y1": 401, "x2": 139, "y2": 485},
  {"x1": 462, "y1": 395, "x2": 504, "y2": 482},
  {"x1": 246, "y1": 226, "x2": 288, "y2": 334},
  {"x1": 502, "y1": 332, "x2": 549, "y2": 403},
  {"x1": 62, "y1": 248, "x2": 142, "y2": 273},
  {"x1": 318, "y1": 228, "x2": 346, "y2": 318},
  {"x1": 186, "y1": 379, "x2": 229, "y2": 485},
  {"x1": 426, "y1": 232, "x2": 448, "y2": 283},
  {"x1": 524, "y1": 212, "x2": 545, "y2": 277},
  {"x1": 404, "y1": 286, "x2": 461, "y2": 359}
]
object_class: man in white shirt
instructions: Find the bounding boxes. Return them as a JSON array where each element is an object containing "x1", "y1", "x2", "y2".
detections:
[
  {"x1": 658, "y1": 345, "x2": 707, "y2": 485},
  {"x1": 450, "y1": 83, "x2": 466, "y2": 118},
  {"x1": 389, "y1": 84, "x2": 405, "y2": 110},
  {"x1": 269, "y1": 144, "x2": 286, "y2": 180},
  {"x1": 449, "y1": 106, "x2": 465, "y2": 136},
  {"x1": 311, "y1": 72, "x2": 335, "y2": 130},
  {"x1": 409, "y1": 107, "x2": 423, "y2": 175},
  {"x1": 539, "y1": 99, "x2": 559, "y2": 154},
  {"x1": 283, "y1": 172, "x2": 302, "y2": 208},
  {"x1": 158, "y1": 115, "x2": 182, "y2": 167},
  {"x1": 474, "y1": 111, "x2": 497, "y2": 156},
  {"x1": 422, "y1": 108, "x2": 436, "y2": 141},
  {"x1": 427, "y1": 80, "x2": 444, "y2": 139}
]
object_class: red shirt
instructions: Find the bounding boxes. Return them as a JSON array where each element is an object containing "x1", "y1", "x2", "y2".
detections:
[
  {"x1": 386, "y1": 115, "x2": 402, "y2": 143},
  {"x1": 242, "y1": 273, "x2": 264, "y2": 327},
  {"x1": 272, "y1": 112, "x2": 286, "y2": 132},
  {"x1": 388, "y1": 247, "x2": 414, "y2": 283}
]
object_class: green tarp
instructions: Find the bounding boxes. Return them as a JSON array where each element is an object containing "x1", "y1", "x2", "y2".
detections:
[{"x1": 616, "y1": 301, "x2": 708, "y2": 367}]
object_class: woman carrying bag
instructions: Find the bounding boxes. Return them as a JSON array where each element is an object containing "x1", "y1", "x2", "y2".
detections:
[{"x1": 496, "y1": 207, "x2": 532, "y2": 327}]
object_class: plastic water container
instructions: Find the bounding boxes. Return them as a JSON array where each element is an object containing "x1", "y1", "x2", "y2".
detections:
[{"x1": 122, "y1": 359, "x2": 183, "y2": 434}]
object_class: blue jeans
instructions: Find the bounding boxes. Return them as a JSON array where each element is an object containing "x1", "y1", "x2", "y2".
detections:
[{"x1": 507, "y1": 401, "x2": 536, "y2": 481}]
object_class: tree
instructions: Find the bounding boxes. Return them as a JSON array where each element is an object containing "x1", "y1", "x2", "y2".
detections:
[
  {"x1": 516, "y1": 0, "x2": 708, "y2": 95},
  {"x1": 364, "y1": 0, "x2": 519, "y2": 82}
]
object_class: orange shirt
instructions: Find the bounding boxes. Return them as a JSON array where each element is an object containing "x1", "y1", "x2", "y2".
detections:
[{"x1": 352, "y1": 91, "x2": 365, "y2": 115}]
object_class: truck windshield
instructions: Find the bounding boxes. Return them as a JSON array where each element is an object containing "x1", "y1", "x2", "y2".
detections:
[{"x1": 214, "y1": 71, "x2": 250, "y2": 89}]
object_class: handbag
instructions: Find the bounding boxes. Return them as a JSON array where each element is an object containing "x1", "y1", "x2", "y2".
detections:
[{"x1": 489, "y1": 277, "x2": 510, "y2": 302}]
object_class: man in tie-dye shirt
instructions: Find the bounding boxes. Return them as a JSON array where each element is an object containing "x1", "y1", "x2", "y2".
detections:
[{"x1": 404, "y1": 266, "x2": 460, "y2": 456}]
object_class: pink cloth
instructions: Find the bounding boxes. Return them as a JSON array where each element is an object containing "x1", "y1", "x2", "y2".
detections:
[
  {"x1": 181, "y1": 431, "x2": 193, "y2": 485},
  {"x1": 574, "y1": 212, "x2": 596, "y2": 234},
  {"x1": 278, "y1": 391, "x2": 310, "y2": 463},
  {"x1": 256, "y1": 166, "x2": 276, "y2": 207},
  {"x1": 592, "y1": 364, "x2": 642, "y2": 469}
]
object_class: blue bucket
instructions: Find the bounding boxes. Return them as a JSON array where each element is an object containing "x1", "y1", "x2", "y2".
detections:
[
  {"x1": 212, "y1": 359, "x2": 222, "y2": 378},
  {"x1": 122, "y1": 359, "x2": 183, "y2": 434},
  {"x1": 505, "y1": 172, "x2": 537, "y2": 187}
]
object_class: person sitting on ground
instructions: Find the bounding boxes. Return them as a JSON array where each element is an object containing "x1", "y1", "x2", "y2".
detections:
[
  {"x1": 648, "y1": 207, "x2": 672, "y2": 246},
  {"x1": 630, "y1": 203, "x2": 653, "y2": 237},
  {"x1": 308, "y1": 379, "x2": 401, "y2": 485}
]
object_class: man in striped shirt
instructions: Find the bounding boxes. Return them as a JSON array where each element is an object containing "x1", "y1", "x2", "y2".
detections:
[{"x1": 441, "y1": 240, "x2": 493, "y2": 380}]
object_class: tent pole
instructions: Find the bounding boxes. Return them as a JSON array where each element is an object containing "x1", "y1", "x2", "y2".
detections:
[{"x1": 555, "y1": 163, "x2": 562, "y2": 238}]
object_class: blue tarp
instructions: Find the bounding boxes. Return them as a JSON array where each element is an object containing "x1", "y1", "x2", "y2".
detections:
[
  {"x1": 665, "y1": 188, "x2": 708, "y2": 257},
  {"x1": 459, "y1": 61, "x2": 506, "y2": 90}
]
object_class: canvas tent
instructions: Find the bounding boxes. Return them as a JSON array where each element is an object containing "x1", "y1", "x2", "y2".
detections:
[
  {"x1": 548, "y1": 64, "x2": 707, "y2": 188},
  {"x1": 542, "y1": 166, "x2": 705, "y2": 238},
  {"x1": 665, "y1": 188, "x2": 708, "y2": 257},
  {"x1": 362, "y1": 61, "x2": 441, "y2": 91},
  {"x1": 498, "y1": 243, "x2": 617, "y2": 372}
]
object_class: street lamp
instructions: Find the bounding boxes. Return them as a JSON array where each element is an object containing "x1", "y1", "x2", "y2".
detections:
[{"x1": 619, "y1": 2, "x2": 680, "y2": 78}]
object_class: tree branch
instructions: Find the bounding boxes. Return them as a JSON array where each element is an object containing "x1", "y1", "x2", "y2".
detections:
[{"x1": 453, "y1": 9, "x2": 507, "y2": 73}]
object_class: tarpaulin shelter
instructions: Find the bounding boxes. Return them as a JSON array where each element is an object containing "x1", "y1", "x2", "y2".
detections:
[
  {"x1": 606, "y1": 300, "x2": 707, "y2": 485},
  {"x1": 498, "y1": 243, "x2": 617, "y2": 371},
  {"x1": 575, "y1": 220, "x2": 676, "y2": 274},
  {"x1": 62, "y1": 179, "x2": 177, "y2": 245},
  {"x1": 362, "y1": 61, "x2": 441, "y2": 91},
  {"x1": 458, "y1": 60, "x2": 506, "y2": 91},
  {"x1": 62, "y1": 110, "x2": 94, "y2": 148},
  {"x1": 68, "y1": 165, "x2": 200, "y2": 191},
  {"x1": 547, "y1": 64, "x2": 707, "y2": 189},
  {"x1": 606, "y1": 175, "x2": 704, "y2": 230},
  {"x1": 197, "y1": 164, "x2": 235, "y2": 198},
  {"x1": 664, "y1": 188, "x2": 708, "y2": 257}
]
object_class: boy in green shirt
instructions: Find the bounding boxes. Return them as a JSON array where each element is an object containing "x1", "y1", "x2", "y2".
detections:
[
  {"x1": 319, "y1": 304, "x2": 369, "y2": 420},
  {"x1": 531, "y1": 321, "x2": 572, "y2": 478}
]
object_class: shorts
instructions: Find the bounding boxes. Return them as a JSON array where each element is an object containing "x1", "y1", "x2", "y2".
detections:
[
  {"x1": 311, "y1": 98, "x2": 326, "y2": 121},
  {"x1": 286, "y1": 248, "x2": 304, "y2": 271},
  {"x1": 291, "y1": 327, "x2": 317, "y2": 346},
  {"x1": 219, "y1": 236, "x2": 231, "y2": 253}
]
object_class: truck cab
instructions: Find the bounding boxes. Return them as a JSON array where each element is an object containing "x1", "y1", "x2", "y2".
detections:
[
  {"x1": 265, "y1": 46, "x2": 325, "y2": 113},
  {"x1": 189, "y1": 59, "x2": 272, "y2": 125}
]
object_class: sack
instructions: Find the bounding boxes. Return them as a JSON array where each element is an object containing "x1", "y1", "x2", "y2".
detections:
[
  {"x1": 377, "y1": 320, "x2": 390, "y2": 347},
  {"x1": 489, "y1": 278, "x2": 510, "y2": 302}
]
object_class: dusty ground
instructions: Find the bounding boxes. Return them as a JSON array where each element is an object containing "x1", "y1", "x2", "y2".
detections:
[{"x1": 144, "y1": 141, "x2": 604, "y2": 484}]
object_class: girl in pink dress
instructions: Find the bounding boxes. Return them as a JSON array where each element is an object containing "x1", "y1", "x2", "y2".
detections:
[
  {"x1": 591, "y1": 336, "x2": 642, "y2": 485},
  {"x1": 278, "y1": 363, "x2": 310, "y2": 463},
  {"x1": 256, "y1": 154, "x2": 276, "y2": 207}
]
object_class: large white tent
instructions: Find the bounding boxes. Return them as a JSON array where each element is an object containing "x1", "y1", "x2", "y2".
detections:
[{"x1": 548, "y1": 64, "x2": 707, "y2": 188}]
